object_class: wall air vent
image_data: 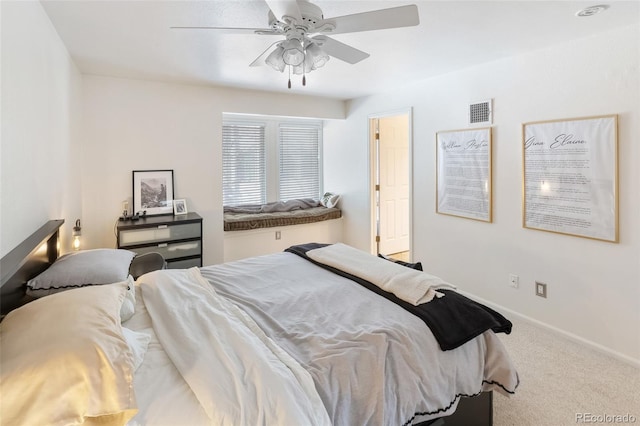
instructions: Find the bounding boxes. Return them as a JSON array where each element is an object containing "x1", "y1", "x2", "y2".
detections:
[{"x1": 469, "y1": 99, "x2": 492, "y2": 125}]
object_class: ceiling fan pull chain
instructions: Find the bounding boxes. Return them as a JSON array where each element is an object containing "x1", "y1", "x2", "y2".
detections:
[
  {"x1": 302, "y1": 46, "x2": 307, "y2": 86},
  {"x1": 288, "y1": 65, "x2": 292, "y2": 89},
  {"x1": 302, "y1": 54, "x2": 306, "y2": 86}
]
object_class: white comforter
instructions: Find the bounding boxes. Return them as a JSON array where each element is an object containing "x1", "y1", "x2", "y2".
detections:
[
  {"x1": 135, "y1": 267, "x2": 330, "y2": 426},
  {"x1": 200, "y1": 252, "x2": 519, "y2": 425},
  {"x1": 127, "y1": 252, "x2": 518, "y2": 426}
]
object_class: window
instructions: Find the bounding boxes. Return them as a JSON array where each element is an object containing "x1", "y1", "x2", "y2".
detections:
[
  {"x1": 279, "y1": 124, "x2": 321, "y2": 200},
  {"x1": 222, "y1": 122, "x2": 266, "y2": 206},
  {"x1": 222, "y1": 115, "x2": 322, "y2": 207}
]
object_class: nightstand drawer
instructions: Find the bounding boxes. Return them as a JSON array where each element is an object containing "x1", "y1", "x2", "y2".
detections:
[
  {"x1": 117, "y1": 212, "x2": 203, "y2": 268},
  {"x1": 119, "y1": 222, "x2": 201, "y2": 246},
  {"x1": 131, "y1": 240, "x2": 201, "y2": 261},
  {"x1": 167, "y1": 258, "x2": 202, "y2": 269}
]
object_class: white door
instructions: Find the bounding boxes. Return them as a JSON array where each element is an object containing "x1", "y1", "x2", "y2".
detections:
[{"x1": 378, "y1": 114, "x2": 410, "y2": 255}]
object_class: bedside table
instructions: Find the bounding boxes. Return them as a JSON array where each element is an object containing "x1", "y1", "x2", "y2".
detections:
[{"x1": 117, "y1": 213, "x2": 203, "y2": 269}]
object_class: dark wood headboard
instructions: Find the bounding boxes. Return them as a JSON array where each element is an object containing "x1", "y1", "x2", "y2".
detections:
[{"x1": 0, "y1": 219, "x2": 64, "y2": 315}]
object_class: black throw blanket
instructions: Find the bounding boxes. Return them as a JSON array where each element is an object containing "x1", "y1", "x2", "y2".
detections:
[{"x1": 285, "y1": 243, "x2": 512, "y2": 351}]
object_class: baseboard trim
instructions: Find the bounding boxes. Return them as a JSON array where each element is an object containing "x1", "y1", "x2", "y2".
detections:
[{"x1": 458, "y1": 290, "x2": 640, "y2": 369}]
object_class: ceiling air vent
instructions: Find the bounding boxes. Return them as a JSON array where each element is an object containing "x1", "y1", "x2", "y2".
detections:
[{"x1": 469, "y1": 99, "x2": 492, "y2": 125}]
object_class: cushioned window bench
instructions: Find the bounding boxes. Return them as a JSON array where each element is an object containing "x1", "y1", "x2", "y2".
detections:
[
  {"x1": 222, "y1": 199, "x2": 343, "y2": 262},
  {"x1": 224, "y1": 206, "x2": 342, "y2": 231}
]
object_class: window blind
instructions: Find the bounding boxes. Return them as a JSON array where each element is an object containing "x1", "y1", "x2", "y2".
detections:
[
  {"x1": 222, "y1": 123, "x2": 266, "y2": 206},
  {"x1": 279, "y1": 125, "x2": 320, "y2": 200}
]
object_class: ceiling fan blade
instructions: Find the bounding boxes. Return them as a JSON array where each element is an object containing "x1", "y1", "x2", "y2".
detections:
[
  {"x1": 312, "y1": 35, "x2": 370, "y2": 65},
  {"x1": 323, "y1": 4, "x2": 419, "y2": 35},
  {"x1": 264, "y1": 0, "x2": 302, "y2": 23},
  {"x1": 249, "y1": 41, "x2": 281, "y2": 67},
  {"x1": 170, "y1": 26, "x2": 279, "y2": 35}
]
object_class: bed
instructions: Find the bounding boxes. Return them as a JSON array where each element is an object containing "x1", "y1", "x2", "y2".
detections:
[{"x1": 0, "y1": 220, "x2": 519, "y2": 425}]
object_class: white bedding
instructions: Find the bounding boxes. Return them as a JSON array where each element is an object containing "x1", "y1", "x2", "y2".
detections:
[
  {"x1": 126, "y1": 251, "x2": 519, "y2": 425},
  {"x1": 126, "y1": 267, "x2": 330, "y2": 426},
  {"x1": 307, "y1": 242, "x2": 456, "y2": 305},
  {"x1": 124, "y1": 285, "x2": 210, "y2": 426}
]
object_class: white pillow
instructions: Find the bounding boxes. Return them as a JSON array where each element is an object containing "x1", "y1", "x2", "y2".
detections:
[
  {"x1": 26, "y1": 248, "x2": 136, "y2": 298},
  {"x1": 122, "y1": 327, "x2": 151, "y2": 371},
  {"x1": 0, "y1": 282, "x2": 138, "y2": 425},
  {"x1": 320, "y1": 192, "x2": 341, "y2": 208},
  {"x1": 120, "y1": 275, "x2": 136, "y2": 322}
]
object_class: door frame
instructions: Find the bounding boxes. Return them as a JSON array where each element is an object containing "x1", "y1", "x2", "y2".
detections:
[{"x1": 367, "y1": 107, "x2": 414, "y2": 258}]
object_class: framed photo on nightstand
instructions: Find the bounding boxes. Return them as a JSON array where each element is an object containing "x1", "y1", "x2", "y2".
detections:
[
  {"x1": 132, "y1": 169, "x2": 174, "y2": 216},
  {"x1": 173, "y1": 199, "x2": 188, "y2": 215}
]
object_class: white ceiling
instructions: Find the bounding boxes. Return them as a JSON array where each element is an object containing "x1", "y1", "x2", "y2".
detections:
[{"x1": 41, "y1": 0, "x2": 640, "y2": 100}]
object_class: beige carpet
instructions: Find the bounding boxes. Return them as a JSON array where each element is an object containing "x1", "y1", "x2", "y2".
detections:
[{"x1": 493, "y1": 317, "x2": 640, "y2": 426}]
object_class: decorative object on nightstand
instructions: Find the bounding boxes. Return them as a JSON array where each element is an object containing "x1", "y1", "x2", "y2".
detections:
[
  {"x1": 117, "y1": 212, "x2": 203, "y2": 269},
  {"x1": 173, "y1": 199, "x2": 188, "y2": 215},
  {"x1": 132, "y1": 170, "x2": 175, "y2": 217}
]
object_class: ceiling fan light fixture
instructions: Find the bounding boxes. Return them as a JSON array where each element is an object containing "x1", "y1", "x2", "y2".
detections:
[
  {"x1": 281, "y1": 38, "x2": 305, "y2": 66},
  {"x1": 289, "y1": 40, "x2": 329, "y2": 75},
  {"x1": 305, "y1": 42, "x2": 329, "y2": 70},
  {"x1": 265, "y1": 45, "x2": 286, "y2": 72}
]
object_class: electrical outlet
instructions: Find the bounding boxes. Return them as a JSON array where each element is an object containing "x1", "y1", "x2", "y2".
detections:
[
  {"x1": 508, "y1": 274, "x2": 519, "y2": 288},
  {"x1": 275, "y1": 231, "x2": 281, "y2": 240},
  {"x1": 535, "y1": 281, "x2": 547, "y2": 298}
]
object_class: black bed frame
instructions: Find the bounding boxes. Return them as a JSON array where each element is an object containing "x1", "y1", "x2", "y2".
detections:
[
  {"x1": 0, "y1": 219, "x2": 64, "y2": 316},
  {"x1": 417, "y1": 392, "x2": 493, "y2": 426},
  {"x1": 0, "y1": 219, "x2": 493, "y2": 425}
]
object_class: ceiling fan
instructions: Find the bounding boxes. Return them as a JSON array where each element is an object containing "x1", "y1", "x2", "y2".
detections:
[{"x1": 171, "y1": 0, "x2": 420, "y2": 88}]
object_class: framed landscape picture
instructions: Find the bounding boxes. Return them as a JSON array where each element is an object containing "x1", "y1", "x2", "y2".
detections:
[{"x1": 132, "y1": 169, "x2": 174, "y2": 216}]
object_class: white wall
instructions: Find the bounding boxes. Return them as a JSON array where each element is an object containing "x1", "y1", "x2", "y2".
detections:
[
  {"x1": 81, "y1": 75, "x2": 345, "y2": 265},
  {"x1": 324, "y1": 25, "x2": 640, "y2": 363},
  {"x1": 0, "y1": 1, "x2": 83, "y2": 257}
]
